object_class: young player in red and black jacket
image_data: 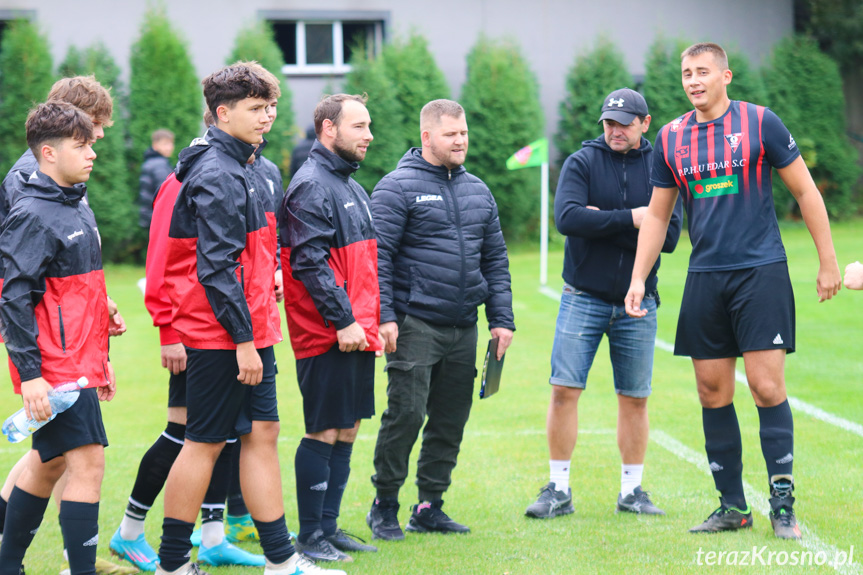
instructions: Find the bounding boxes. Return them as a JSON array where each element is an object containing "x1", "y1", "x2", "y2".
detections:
[
  {"x1": 0, "y1": 101, "x2": 115, "y2": 575},
  {"x1": 156, "y1": 63, "x2": 335, "y2": 575}
]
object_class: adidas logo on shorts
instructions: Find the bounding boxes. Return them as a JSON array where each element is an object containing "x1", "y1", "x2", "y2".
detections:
[{"x1": 773, "y1": 333, "x2": 784, "y2": 345}]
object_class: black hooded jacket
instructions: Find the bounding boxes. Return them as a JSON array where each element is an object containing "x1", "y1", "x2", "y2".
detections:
[{"x1": 555, "y1": 135, "x2": 683, "y2": 302}]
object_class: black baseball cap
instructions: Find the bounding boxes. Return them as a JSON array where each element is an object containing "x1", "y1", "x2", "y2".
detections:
[{"x1": 597, "y1": 88, "x2": 649, "y2": 125}]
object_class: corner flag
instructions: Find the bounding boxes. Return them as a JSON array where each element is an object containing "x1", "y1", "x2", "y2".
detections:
[{"x1": 506, "y1": 138, "x2": 548, "y2": 170}]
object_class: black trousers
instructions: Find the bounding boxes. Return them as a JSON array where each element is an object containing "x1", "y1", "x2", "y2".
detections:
[{"x1": 371, "y1": 314, "x2": 478, "y2": 501}]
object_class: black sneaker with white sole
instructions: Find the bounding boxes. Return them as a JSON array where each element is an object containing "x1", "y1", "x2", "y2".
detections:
[
  {"x1": 616, "y1": 486, "x2": 665, "y2": 515},
  {"x1": 525, "y1": 482, "x2": 574, "y2": 519},
  {"x1": 405, "y1": 500, "x2": 470, "y2": 534}
]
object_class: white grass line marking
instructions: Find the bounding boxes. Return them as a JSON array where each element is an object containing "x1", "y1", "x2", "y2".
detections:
[
  {"x1": 538, "y1": 286, "x2": 863, "y2": 439},
  {"x1": 652, "y1": 430, "x2": 862, "y2": 574}
]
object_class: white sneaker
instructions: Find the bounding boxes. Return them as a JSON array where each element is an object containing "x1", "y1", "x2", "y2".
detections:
[
  {"x1": 265, "y1": 553, "x2": 347, "y2": 575},
  {"x1": 155, "y1": 562, "x2": 210, "y2": 575}
]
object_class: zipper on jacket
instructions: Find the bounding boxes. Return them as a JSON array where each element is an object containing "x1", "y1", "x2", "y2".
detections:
[
  {"x1": 58, "y1": 305, "x2": 66, "y2": 353},
  {"x1": 622, "y1": 155, "x2": 628, "y2": 202},
  {"x1": 444, "y1": 181, "x2": 467, "y2": 322},
  {"x1": 240, "y1": 265, "x2": 245, "y2": 290}
]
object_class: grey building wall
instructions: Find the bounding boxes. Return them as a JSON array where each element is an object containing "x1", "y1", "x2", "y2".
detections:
[{"x1": 0, "y1": 0, "x2": 793, "y2": 150}]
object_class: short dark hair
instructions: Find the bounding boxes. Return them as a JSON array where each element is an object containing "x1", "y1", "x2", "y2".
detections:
[
  {"x1": 314, "y1": 93, "x2": 368, "y2": 137},
  {"x1": 420, "y1": 99, "x2": 465, "y2": 132},
  {"x1": 26, "y1": 101, "x2": 95, "y2": 158},
  {"x1": 681, "y1": 42, "x2": 729, "y2": 70},
  {"x1": 201, "y1": 63, "x2": 276, "y2": 122},
  {"x1": 47, "y1": 75, "x2": 114, "y2": 127}
]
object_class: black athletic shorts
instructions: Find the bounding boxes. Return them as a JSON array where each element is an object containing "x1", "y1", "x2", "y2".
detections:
[
  {"x1": 185, "y1": 345, "x2": 279, "y2": 443},
  {"x1": 675, "y1": 261, "x2": 795, "y2": 359},
  {"x1": 32, "y1": 388, "x2": 108, "y2": 463},
  {"x1": 295, "y1": 344, "x2": 375, "y2": 433},
  {"x1": 167, "y1": 370, "x2": 187, "y2": 408}
]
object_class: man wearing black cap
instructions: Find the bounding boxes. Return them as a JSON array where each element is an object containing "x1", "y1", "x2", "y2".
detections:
[{"x1": 525, "y1": 88, "x2": 682, "y2": 520}]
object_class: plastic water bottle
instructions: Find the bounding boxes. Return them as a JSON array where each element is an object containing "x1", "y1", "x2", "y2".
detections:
[{"x1": 2, "y1": 377, "x2": 88, "y2": 443}]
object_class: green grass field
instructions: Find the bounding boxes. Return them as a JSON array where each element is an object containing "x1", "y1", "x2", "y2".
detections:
[{"x1": 1, "y1": 221, "x2": 861, "y2": 574}]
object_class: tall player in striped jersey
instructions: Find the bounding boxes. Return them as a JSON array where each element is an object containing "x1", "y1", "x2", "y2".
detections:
[{"x1": 624, "y1": 42, "x2": 841, "y2": 539}]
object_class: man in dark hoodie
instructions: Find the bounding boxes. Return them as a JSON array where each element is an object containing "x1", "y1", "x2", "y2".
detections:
[
  {"x1": 366, "y1": 99, "x2": 515, "y2": 540},
  {"x1": 525, "y1": 89, "x2": 682, "y2": 520},
  {"x1": 138, "y1": 129, "x2": 174, "y2": 230}
]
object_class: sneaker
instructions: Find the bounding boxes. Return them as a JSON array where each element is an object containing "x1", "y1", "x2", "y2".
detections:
[
  {"x1": 405, "y1": 500, "x2": 470, "y2": 534},
  {"x1": 769, "y1": 476, "x2": 802, "y2": 540},
  {"x1": 155, "y1": 564, "x2": 209, "y2": 575},
  {"x1": 616, "y1": 486, "x2": 666, "y2": 515},
  {"x1": 525, "y1": 482, "x2": 574, "y2": 519},
  {"x1": 197, "y1": 540, "x2": 265, "y2": 566},
  {"x1": 190, "y1": 528, "x2": 201, "y2": 547},
  {"x1": 689, "y1": 497, "x2": 753, "y2": 533},
  {"x1": 325, "y1": 529, "x2": 378, "y2": 552},
  {"x1": 294, "y1": 530, "x2": 353, "y2": 562},
  {"x1": 265, "y1": 553, "x2": 346, "y2": 575},
  {"x1": 366, "y1": 498, "x2": 404, "y2": 541},
  {"x1": 225, "y1": 513, "x2": 259, "y2": 543},
  {"x1": 110, "y1": 528, "x2": 159, "y2": 571}
]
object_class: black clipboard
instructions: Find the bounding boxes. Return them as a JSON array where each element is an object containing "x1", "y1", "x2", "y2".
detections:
[{"x1": 479, "y1": 337, "x2": 505, "y2": 399}]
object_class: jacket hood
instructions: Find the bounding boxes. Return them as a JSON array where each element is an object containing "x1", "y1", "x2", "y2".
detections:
[
  {"x1": 396, "y1": 147, "x2": 467, "y2": 179},
  {"x1": 23, "y1": 171, "x2": 87, "y2": 205},
  {"x1": 581, "y1": 134, "x2": 653, "y2": 157},
  {"x1": 308, "y1": 140, "x2": 359, "y2": 179},
  {"x1": 175, "y1": 125, "x2": 257, "y2": 181}
]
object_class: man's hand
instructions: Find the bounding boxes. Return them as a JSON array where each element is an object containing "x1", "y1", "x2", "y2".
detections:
[
  {"x1": 99, "y1": 361, "x2": 117, "y2": 402},
  {"x1": 107, "y1": 296, "x2": 126, "y2": 336},
  {"x1": 845, "y1": 261, "x2": 863, "y2": 290},
  {"x1": 490, "y1": 327, "x2": 513, "y2": 361},
  {"x1": 817, "y1": 260, "x2": 842, "y2": 302},
  {"x1": 625, "y1": 279, "x2": 648, "y2": 318},
  {"x1": 631, "y1": 206, "x2": 648, "y2": 229},
  {"x1": 21, "y1": 377, "x2": 54, "y2": 422},
  {"x1": 274, "y1": 269, "x2": 285, "y2": 303},
  {"x1": 236, "y1": 341, "x2": 263, "y2": 386},
  {"x1": 337, "y1": 322, "x2": 368, "y2": 353},
  {"x1": 161, "y1": 343, "x2": 187, "y2": 375},
  {"x1": 379, "y1": 322, "x2": 398, "y2": 354}
]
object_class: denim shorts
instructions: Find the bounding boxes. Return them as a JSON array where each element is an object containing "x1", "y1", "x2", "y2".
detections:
[{"x1": 549, "y1": 285, "x2": 657, "y2": 398}]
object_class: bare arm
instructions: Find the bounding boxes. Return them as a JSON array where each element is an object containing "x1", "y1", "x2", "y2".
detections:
[
  {"x1": 777, "y1": 156, "x2": 841, "y2": 302},
  {"x1": 624, "y1": 186, "x2": 680, "y2": 317}
]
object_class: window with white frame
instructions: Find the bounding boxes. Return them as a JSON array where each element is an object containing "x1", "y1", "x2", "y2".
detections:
[{"x1": 264, "y1": 12, "x2": 387, "y2": 76}]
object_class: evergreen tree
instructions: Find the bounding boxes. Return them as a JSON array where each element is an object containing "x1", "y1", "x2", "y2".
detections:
[
  {"x1": 381, "y1": 33, "x2": 450, "y2": 149},
  {"x1": 342, "y1": 48, "x2": 406, "y2": 192},
  {"x1": 0, "y1": 19, "x2": 54, "y2": 175},
  {"x1": 555, "y1": 37, "x2": 631, "y2": 164},
  {"x1": 764, "y1": 35, "x2": 860, "y2": 217},
  {"x1": 228, "y1": 20, "x2": 295, "y2": 179},
  {"x1": 642, "y1": 36, "x2": 691, "y2": 145},
  {"x1": 129, "y1": 3, "x2": 201, "y2": 168},
  {"x1": 59, "y1": 42, "x2": 138, "y2": 262},
  {"x1": 461, "y1": 36, "x2": 544, "y2": 241},
  {"x1": 726, "y1": 47, "x2": 768, "y2": 106}
]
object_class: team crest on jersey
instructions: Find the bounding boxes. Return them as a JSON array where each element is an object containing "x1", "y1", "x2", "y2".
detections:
[
  {"x1": 724, "y1": 132, "x2": 744, "y2": 153},
  {"x1": 670, "y1": 117, "x2": 683, "y2": 133},
  {"x1": 675, "y1": 146, "x2": 689, "y2": 159}
]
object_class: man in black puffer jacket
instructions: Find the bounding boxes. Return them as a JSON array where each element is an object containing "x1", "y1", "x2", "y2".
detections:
[
  {"x1": 137, "y1": 129, "x2": 174, "y2": 230},
  {"x1": 367, "y1": 99, "x2": 515, "y2": 540}
]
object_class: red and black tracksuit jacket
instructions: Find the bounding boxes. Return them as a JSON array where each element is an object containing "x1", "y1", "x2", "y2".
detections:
[
  {"x1": 0, "y1": 172, "x2": 109, "y2": 393},
  {"x1": 279, "y1": 141, "x2": 381, "y2": 359},
  {"x1": 164, "y1": 127, "x2": 281, "y2": 350}
]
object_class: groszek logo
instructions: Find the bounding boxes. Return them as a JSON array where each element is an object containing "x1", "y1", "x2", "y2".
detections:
[{"x1": 689, "y1": 175, "x2": 739, "y2": 199}]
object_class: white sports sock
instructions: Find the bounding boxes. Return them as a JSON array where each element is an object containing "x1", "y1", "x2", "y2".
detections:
[
  {"x1": 119, "y1": 515, "x2": 145, "y2": 540},
  {"x1": 202, "y1": 519, "x2": 225, "y2": 549},
  {"x1": 549, "y1": 460, "x2": 571, "y2": 493},
  {"x1": 621, "y1": 464, "x2": 644, "y2": 497}
]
